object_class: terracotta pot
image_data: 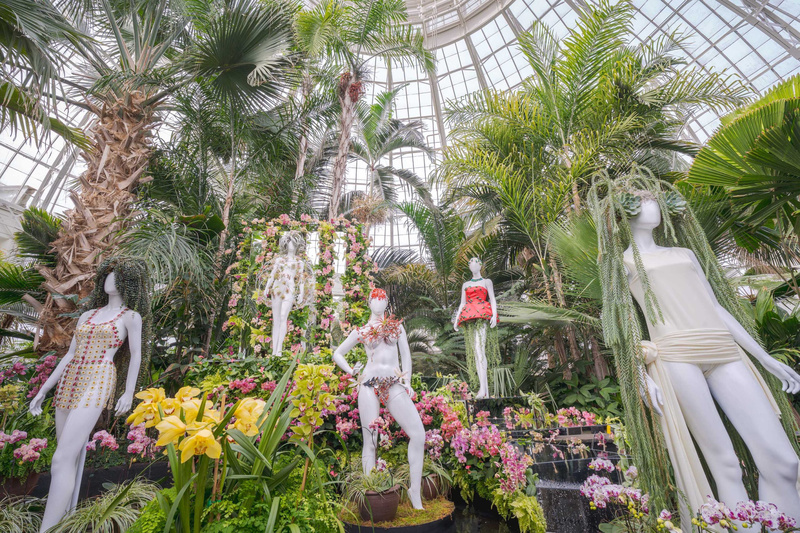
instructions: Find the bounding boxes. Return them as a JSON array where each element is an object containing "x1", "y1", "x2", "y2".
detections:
[
  {"x1": 358, "y1": 484, "x2": 401, "y2": 522},
  {"x1": 1, "y1": 473, "x2": 41, "y2": 498},
  {"x1": 421, "y1": 474, "x2": 441, "y2": 500}
]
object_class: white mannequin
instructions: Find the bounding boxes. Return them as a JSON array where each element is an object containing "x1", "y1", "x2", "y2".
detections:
[
  {"x1": 29, "y1": 271, "x2": 143, "y2": 532},
  {"x1": 333, "y1": 289, "x2": 425, "y2": 510},
  {"x1": 626, "y1": 199, "x2": 800, "y2": 520},
  {"x1": 453, "y1": 258, "x2": 498, "y2": 399},
  {"x1": 261, "y1": 231, "x2": 311, "y2": 357}
]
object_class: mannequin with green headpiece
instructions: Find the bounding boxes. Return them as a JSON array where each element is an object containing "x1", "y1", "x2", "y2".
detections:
[
  {"x1": 589, "y1": 169, "x2": 800, "y2": 529},
  {"x1": 28, "y1": 258, "x2": 151, "y2": 532}
]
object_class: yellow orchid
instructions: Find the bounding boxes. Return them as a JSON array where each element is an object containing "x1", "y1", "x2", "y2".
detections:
[
  {"x1": 178, "y1": 428, "x2": 221, "y2": 463},
  {"x1": 235, "y1": 398, "x2": 266, "y2": 420},
  {"x1": 126, "y1": 401, "x2": 161, "y2": 428},
  {"x1": 135, "y1": 388, "x2": 166, "y2": 404},
  {"x1": 160, "y1": 398, "x2": 181, "y2": 417},
  {"x1": 175, "y1": 386, "x2": 201, "y2": 403},
  {"x1": 155, "y1": 415, "x2": 187, "y2": 446}
]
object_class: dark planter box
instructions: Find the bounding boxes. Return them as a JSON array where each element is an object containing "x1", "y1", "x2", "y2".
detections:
[{"x1": 31, "y1": 461, "x2": 171, "y2": 501}]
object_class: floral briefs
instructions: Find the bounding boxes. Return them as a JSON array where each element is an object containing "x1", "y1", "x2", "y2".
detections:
[{"x1": 362, "y1": 376, "x2": 401, "y2": 405}]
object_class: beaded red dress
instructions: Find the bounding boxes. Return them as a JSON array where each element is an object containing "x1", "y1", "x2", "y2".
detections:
[
  {"x1": 53, "y1": 308, "x2": 128, "y2": 410},
  {"x1": 457, "y1": 285, "x2": 494, "y2": 325}
]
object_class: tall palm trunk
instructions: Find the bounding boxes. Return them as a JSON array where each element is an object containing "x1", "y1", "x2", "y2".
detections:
[
  {"x1": 293, "y1": 73, "x2": 312, "y2": 187},
  {"x1": 329, "y1": 72, "x2": 360, "y2": 216},
  {"x1": 37, "y1": 91, "x2": 154, "y2": 355}
]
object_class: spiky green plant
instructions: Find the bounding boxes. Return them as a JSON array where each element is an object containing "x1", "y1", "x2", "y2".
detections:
[
  {"x1": 48, "y1": 480, "x2": 159, "y2": 533},
  {"x1": 0, "y1": 496, "x2": 42, "y2": 533}
]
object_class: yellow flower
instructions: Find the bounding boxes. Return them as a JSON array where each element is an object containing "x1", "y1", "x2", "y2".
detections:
[
  {"x1": 155, "y1": 416, "x2": 187, "y2": 446},
  {"x1": 160, "y1": 398, "x2": 181, "y2": 417},
  {"x1": 126, "y1": 402, "x2": 161, "y2": 428},
  {"x1": 235, "y1": 398, "x2": 265, "y2": 420},
  {"x1": 135, "y1": 388, "x2": 166, "y2": 404},
  {"x1": 175, "y1": 386, "x2": 201, "y2": 403},
  {"x1": 178, "y1": 428, "x2": 221, "y2": 462}
]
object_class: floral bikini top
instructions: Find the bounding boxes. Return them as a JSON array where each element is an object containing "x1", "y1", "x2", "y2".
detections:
[{"x1": 358, "y1": 316, "x2": 403, "y2": 349}]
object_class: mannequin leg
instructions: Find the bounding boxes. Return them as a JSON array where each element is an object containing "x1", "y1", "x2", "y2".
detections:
[
  {"x1": 475, "y1": 323, "x2": 489, "y2": 399},
  {"x1": 357, "y1": 386, "x2": 380, "y2": 475},
  {"x1": 270, "y1": 297, "x2": 283, "y2": 356},
  {"x1": 663, "y1": 362, "x2": 750, "y2": 506},
  {"x1": 706, "y1": 361, "x2": 800, "y2": 519},
  {"x1": 270, "y1": 297, "x2": 292, "y2": 356},
  {"x1": 386, "y1": 385, "x2": 425, "y2": 509},
  {"x1": 40, "y1": 406, "x2": 104, "y2": 532}
]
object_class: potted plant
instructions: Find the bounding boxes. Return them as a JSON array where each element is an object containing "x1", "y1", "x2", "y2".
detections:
[
  {"x1": 344, "y1": 460, "x2": 403, "y2": 522},
  {"x1": 420, "y1": 458, "x2": 452, "y2": 500},
  {"x1": 0, "y1": 429, "x2": 53, "y2": 497}
]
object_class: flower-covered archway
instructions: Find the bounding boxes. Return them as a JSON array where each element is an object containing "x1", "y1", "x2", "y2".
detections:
[{"x1": 224, "y1": 215, "x2": 376, "y2": 362}]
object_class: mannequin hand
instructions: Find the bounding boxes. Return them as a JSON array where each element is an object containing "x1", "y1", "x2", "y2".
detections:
[
  {"x1": 29, "y1": 392, "x2": 45, "y2": 417},
  {"x1": 490, "y1": 314, "x2": 498, "y2": 328},
  {"x1": 762, "y1": 356, "x2": 800, "y2": 395},
  {"x1": 403, "y1": 381, "x2": 414, "y2": 396},
  {"x1": 114, "y1": 392, "x2": 134, "y2": 416},
  {"x1": 350, "y1": 362, "x2": 364, "y2": 377},
  {"x1": 453, "y1": 322, "x2": 459, "y2": 332},
  {"x1": 641, "y1": 374, "x2": 664, "y2": 416}
]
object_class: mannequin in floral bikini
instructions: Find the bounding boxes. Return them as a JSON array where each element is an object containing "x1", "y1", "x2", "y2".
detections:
[{"x1": 333, "y1": 288, "x2": 426, "y2": 509}]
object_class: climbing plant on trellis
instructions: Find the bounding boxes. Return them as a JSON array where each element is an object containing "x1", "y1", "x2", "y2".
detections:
[{"x1": 223, "y1": 214, "x2": 376, "y2": 363}]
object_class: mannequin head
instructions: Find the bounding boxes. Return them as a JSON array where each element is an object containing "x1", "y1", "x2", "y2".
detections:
[
  {"x1": 104, "y1": 271, "x2": 119, "y2": 295},
  {"x1": 630, "y1": 198, "x2": 662, "y2": 230},
  {"x1": 279, "y1": 231, "x2": 306, "y2": 256},
  {"x1": 369, "y1": 288, "x2": 388, "y2": 315},
  {"x1": 468, "y1": 257, "x2": 483, "y2": 277}
]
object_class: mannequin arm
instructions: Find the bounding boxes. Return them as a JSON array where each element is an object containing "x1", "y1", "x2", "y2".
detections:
[
  {"x1": 453, "y1": 285, "x2": 467, "y2": 331},
  {"x1": 688, "y1": 251, "x2": 800, "y2": 394},
  {"x1": 29, "y1": 313, "x2": 87, "y2": 416},
  {"x1": 398, "y1": 325, "x2": 413, "y2": 393},
  {"x1": 486, "y1": 279, "x2": 498, "y2": 327},
  {"x1": 115, "y1": 312, "x2": 143, "y2": 415},
  {"x1": 333, "y1": 329, "x2": 362, "y2": 375}
]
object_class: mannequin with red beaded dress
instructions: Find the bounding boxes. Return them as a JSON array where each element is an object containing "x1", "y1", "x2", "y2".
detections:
[{"x1": 453, "y1": 257, "x2": 499, "y2": 398}]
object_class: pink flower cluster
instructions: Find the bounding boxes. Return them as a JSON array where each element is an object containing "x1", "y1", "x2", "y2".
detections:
[
  {"x1": 127, "y1": 424, "x2": 157, "y2": 457},
  {"x1": 0, "y1": 430, "x2": 27, "y2": 449},
  {"x1": 425, "y1": 429, "x2": 444, "y2": 460},
  {"x1": 415, "y1": 391, "x2": 464, "y2": 440},
  {"x1": 27, "y1": 355, "x2": 57, "y2": 398},
  {"x1": 0, "y1": 361, "x2": 28, "y2": 385},
  {"x1": 13, "y1": 438, "x2": 47, "y2": 462},
  {"x1": 580, "y1": 474, "x2": 646, "y2": 511},
  {"x1": 229, "y1": 377, "x2": 257, "y2": 395},
  {"x1": 86, "y1": 430, "x2": 119, "y2": 451},
  {"x1": 556, "y1": 407, "x2": 597, "y2": 427},
  {"x1": 451, "y1": 424, "x2": 503, "y2": 463},
  {"x1": 496, "y1": 442, "x2": 533, "y2": 493},
  {"x1": 503, "y1": 406, "x2": 535, "y2": 430},
  {"x1": 588, "y1": 457, "x2": 615, "y2": 472},
  {"x1": 698, "y1": 497, "x2": 796, "y2": 531}
]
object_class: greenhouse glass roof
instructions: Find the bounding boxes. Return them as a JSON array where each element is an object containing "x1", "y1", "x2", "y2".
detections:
[{"x1": 1, "y1": 0, "x2": 799, "y2": 253}]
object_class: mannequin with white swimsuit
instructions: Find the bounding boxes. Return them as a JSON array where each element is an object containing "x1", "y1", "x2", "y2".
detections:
[
  {"x1": 333, "y1": 288, "x2": 425, "y2": 510},
  {"x1": 29, "y1": 271, "x2": 142, "y2": 532},
  {"x1": 626, "y1": 198, "x2": 800, "y2": 521}
]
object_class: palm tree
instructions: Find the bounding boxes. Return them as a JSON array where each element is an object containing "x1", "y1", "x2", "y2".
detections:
[
  {"x1": 34, "y1": 0, "x2": 297, "y2": 355},
  {"x1": 438, "y1": 0, "x2": 748, "y2": 365},
  {"x1": 0, "y1": 0, "x2": 88, "y2": 146},
  {"x1": 318, "y1": 0, "x2": 434, "y2": 216},
  {"x1": 351, "y1": 86, "x2": 433, "y2": 204},
  {"x1": 686, "y1": 74, "x2": 800, "y2": 297}
]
